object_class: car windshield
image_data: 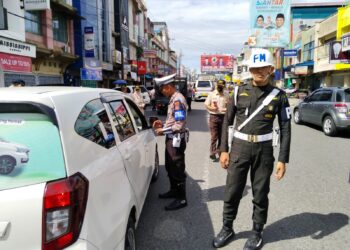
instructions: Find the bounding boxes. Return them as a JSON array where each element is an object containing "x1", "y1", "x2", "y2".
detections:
[
  {"x1": 197, "y1": 81, "x2": 211, "y2": 88},
  {"x1": 0, "y1": 112, "x2": 66, "y2": 191}
]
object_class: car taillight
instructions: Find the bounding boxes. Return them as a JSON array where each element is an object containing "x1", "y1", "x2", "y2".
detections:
[
  {"x1": 335, "y1": 103, "x2": 348, "y2": 113},
  {"x1": 42, "y1": 173, "x2": 89, "y2": 250}
]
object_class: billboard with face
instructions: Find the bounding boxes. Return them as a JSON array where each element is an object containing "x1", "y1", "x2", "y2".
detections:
[
  {"x1": 200, "y1": 55, "x2": 234, "y2": 73},
  {"x1": 249, "y1": 0, "x2": 291, "y2": 48}
]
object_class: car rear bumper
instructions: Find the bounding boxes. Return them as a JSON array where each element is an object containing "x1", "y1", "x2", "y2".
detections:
[
  {"x1": 65, "y1": 239, "x2": 99, "y2": 249},
  {"x1": 335, "y1": 116, "x2": 350, "y2": 129},
  {"x1": 194, "y1": 93, "x2": 208, "y2": 100}
]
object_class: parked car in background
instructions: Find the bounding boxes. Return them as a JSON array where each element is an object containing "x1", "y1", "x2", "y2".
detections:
[
  {"x1": 293, "y1": 87, "x2": 350, "y2": 136},
  {"x1": 0, "y1": 87, "x2": 159, "y2": 250},
  {"x1": 193, "y1": 80, "x2": 214, "y2": 101},
  {"x1": 0, "y1": 138, "x2": 29, "y2": 175},
  {"x1": 113, "y1": 85, "x2": 151, "y2": 105}
]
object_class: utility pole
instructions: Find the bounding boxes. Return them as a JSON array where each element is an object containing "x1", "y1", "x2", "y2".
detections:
[{"x1": 178, "y1": 50, "x2": 182, "y2": 76}]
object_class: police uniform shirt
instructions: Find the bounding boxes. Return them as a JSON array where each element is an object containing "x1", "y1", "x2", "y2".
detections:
[
  {"x1": 220, "y1": 82, "x2": 291, "y2": 163},
  {"x1": 162, "y1": 91, "x2": 188, "y2": 134},
  {"x1": 205, "y1": 90, "x2": 229, "y2": 115}
]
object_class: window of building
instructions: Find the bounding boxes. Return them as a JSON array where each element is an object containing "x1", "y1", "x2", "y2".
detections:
[
  {"x1": 75, "y1": 99, "x2": 116, "y2": 149},
  {"x1": 52, "y1": 12, "x2": 68, "y2": 43},
  {"x1": 303, "y1": 41, "x2": 314, "y2": 61},
  {"x1": 106, "y1": 101, "x2": 136, "y2": 141},
  {"x1": 101, "y1": 0, "x2": 109, "y2": 62},
  {"x1": 25, "y1": 11, "x2": 42, "y2": 35}
]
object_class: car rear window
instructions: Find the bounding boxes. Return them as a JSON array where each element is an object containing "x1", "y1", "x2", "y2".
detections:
[
  {"x1": 344, "y1": 89, "x2": 350, "y2": 102},
  {"x1": 0, "y1": 112, "x2": 66, "y2": 191},
  {"x1": 197, "y1": 81, "x2": 211, "y2": 88}
]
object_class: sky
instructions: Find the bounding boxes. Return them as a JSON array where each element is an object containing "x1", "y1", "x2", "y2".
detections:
[
  {"x1": 147, "y1": 0, "x2": 250, "y2": 72},
  {"x1": 146, "y1": 0, "x2": 347, "y2": 72}
]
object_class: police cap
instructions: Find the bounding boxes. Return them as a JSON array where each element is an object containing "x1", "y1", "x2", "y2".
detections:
[{"x1": 154, "y1": 73, "x2": 177, "y2": 87}]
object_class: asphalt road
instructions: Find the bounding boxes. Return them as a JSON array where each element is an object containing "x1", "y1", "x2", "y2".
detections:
[{"x1": 137, "y1": 101, "x2": 350, "y2": 250}]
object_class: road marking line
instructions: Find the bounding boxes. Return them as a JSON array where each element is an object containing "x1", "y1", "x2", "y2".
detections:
[{"x1": 200, "y1": 156, "x2": 210, "y2": 204}]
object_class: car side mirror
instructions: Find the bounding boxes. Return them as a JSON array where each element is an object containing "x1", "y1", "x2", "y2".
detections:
[
  {"x1": 148, "y1": 116, "x2": 159, "y2": 127},
  {"x1": 303, "y1": 96, "x2": 309, "y2": 102}
]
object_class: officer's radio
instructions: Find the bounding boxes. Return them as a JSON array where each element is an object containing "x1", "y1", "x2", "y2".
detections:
[{"x1": 272, "y1": 127, "x2": 280, "y2": 147}]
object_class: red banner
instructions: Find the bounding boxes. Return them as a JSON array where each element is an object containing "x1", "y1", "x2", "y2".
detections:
[
  {"x1": 137, "y1": 61, "x2": 147, "y2": 75},
  {"x1": 0, "y1": 52, "x2": 32, "y2": 72},
  {"x1": 200, "y1": 55, "x2": 234, "y2": 73}
]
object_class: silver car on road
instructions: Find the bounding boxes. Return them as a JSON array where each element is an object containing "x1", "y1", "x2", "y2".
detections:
[{"x1": 293, "y1": 87, "x2": 350, "y2": 136}]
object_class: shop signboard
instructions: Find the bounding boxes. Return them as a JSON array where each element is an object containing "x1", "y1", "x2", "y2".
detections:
[
  {"x1": 295, "y1": 66, "x2": 308, "y2": 75},
  {"x1": 342, "y1": 33, "x2": 350, "y2": 52},
  {"x1": 200, "y1": 55, "x2": 234, "y2": 73},
  {"x1": 0, "y1": 37, "x2": 36, "y2": 58},
  {"x1": 24, "y1": 0, "x2": 50, "y2": 11},
  {"x1": 114, "y1": 50, "x2": 122, "y2": 64},
  {"x1": 329, "y1": 41, "x2": 350, "y2": 64},
  {"x1": 137, "y1": 61, "x2": 147, "y2": 75},
  {"x1": 283, "y1": 49, "x2": 297, "y2": 57},
  {"x1": 0, "y1": 52, "x2": 32, "y2": 72},
  {"x1": 143, "y1": 49, "x2": 157, "y2": 58},
  {"x1": 84, "y1": 27, "x2": 95, "y2": 58},
  {"x1": 80, "y1": 68, "x2": 102, "y2": 81},
  {"x1": 249, "y1": 0, "x2": 291, "y2": 48}
]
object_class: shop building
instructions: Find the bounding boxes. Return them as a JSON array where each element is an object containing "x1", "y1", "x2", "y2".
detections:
[{"x1": 0, "y1": 0, "x2": 36, "y2": 87}]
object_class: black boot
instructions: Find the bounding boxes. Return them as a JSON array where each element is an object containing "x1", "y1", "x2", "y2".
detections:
[
  {"x1": 159, "y1": 179, "x2": 177, "y2": 199},
  {"x1": 158, "y1": 190, "x2": 177, "y2": 199},
  {"x1": 243, "y1": 222, "x2": 264, "y2": 250},
  {"x1": 165, "y1": 183, "x2": 187, "y2": 211},
  {"x1": 212, "y1": 220, "x2": 234, "y2": 248}
]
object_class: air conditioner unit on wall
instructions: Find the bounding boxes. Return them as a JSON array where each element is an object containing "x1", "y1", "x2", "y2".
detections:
[{"x1": 62, "y1": 45, "x2": 71, "y2": 53}]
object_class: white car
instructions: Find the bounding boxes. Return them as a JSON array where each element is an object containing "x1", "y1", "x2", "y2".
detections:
[
  {"x1": 114, "y1": 85, "x2": 151, "y2": 105},
  {"x1": 0, "y1": 87, "x2": 159, "y2": 250},
  {"x1": 0, "y1": 138, "x2": 29, "y2": 175},
  {"x1": 193, "y1": 80, "x2": 214, "y2": 101}
]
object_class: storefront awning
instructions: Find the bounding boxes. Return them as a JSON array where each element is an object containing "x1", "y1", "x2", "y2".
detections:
[{"x1": 295, "y1": 61, "x2": 314, "y2": 67}]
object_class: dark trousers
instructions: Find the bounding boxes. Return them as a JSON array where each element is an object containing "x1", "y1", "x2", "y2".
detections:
[
  {"x1": 223, "y1": 139, "x2": 274, "y2": 225},
  {"x1": 209, "y1": 114, "x2": 225, "y2": 156},
  {"x1": 186, "y1": 97, "x2": 192, "y2": 111},
  {"x1": 165, "y1": 137, "x2": 187, "y2": 199}
]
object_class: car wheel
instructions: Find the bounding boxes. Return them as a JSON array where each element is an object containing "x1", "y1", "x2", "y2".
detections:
[
  {"x1": 293, "y1": 109, "x2": 302, "y2": 124},
  {"x1": 152, "y1": 146, "x2": 159, "y2": 183},
  {"x1": 0, "y1": 156, "x2": 16, "y2": 175},
  {"x1": 124, "y1": 216, "x2": 136, "y2": 250},
  {"x1": 323, "y1": 116, "x2": 337, "y2": 136}
]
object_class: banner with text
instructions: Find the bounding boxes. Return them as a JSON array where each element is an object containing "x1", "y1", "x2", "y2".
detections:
[
  {"x1": 249, "y1": 0, "x2": 291, "y2": 48},
  {"x1": 200, "y1": 55, "x2": 234, "y2": 73}
]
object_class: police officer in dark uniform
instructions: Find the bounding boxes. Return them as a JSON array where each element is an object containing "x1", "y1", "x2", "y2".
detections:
[
  {"x1": 213, "y1": 49, "x2": 291, "y2": 249},
  {"x1": 152, "y1": 74, "x2": 189, "y2": 211}
]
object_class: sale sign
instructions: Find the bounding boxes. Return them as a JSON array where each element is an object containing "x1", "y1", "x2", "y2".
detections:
[{"x1": 0, "y1": 52, "x2": 32, "y2": 72}]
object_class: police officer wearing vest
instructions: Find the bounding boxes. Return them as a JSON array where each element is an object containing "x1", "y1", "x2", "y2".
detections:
[
  {"x1": 213, "y1": 49, "x2": 291, "y2": 249},
  {"x1": 152, "y1": 74, "x2": 189, "y2": 211}
]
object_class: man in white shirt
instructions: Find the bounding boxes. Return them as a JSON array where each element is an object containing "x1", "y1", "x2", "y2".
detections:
[{"x1": 205, "y1": 80, "x2": 229, "y2": 161}]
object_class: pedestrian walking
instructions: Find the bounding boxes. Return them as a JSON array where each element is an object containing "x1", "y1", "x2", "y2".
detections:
[
  {"x1": 205, "y1": 80, "x2": 229, "y2": 161},
  {"x1": 152, "y1": 73, "x2": 189, "y2": 211},
  {"x1": 132, "y1": 86, "x2": 145, "y2": 114},
  {"x1": 9, "y1": 79, "x2": 25, "y2": 87},
  {"x1": 213, "y1": 48, "x2": 291, "y2": 249},
  {"x1": 187, "y1": 83, "x2": 193, "y2": 111}
]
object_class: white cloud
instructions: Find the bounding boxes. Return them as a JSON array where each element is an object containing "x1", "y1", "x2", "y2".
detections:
[{"x1": 147, "y1": 0, "x2": 250, "y2": 71}]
